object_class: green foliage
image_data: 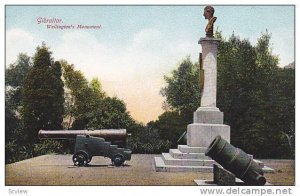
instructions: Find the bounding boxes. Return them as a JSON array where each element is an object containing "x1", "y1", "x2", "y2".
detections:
[
  {"x1": 22, "y1": 43, "x2": 65, "y2": 145},
  {"x1": 255, "y1": 31, "x2": 279, "y2": 69},
  {"x1": 217, "y1": 32, "x2": 259, "y2": 149},
  {"x1": 62, "y1": 62, "x2": 101, "y2": 129},
  {"x1": 140, "y1": 57, "x2": 202, "y2": 151},
  {"x1": 216, "y1": 31, "x2": 294, "y2": 158},
  {"x1": 7, "y1": 44, "x2": 173, "y2": 163},
  {"x1": 61, "y1": 61, "x2": 169, "y2": 154},
  {"x1": 128, "y1": 126, "x2": 172, "y2": 154},
  {"x1": 87, "y1": 97, "x2": 135, "y2": 129},
  {"x1": 33, "y1": 42, "x2": 53, "y2": 68},
  {"x1": 160, "y1": 56, "x2": 200, "y2": 121},
  {"x1": 5, "y1": 53, "x2": 32, "y2": 111},
  {"x1": 5, "y1": 141, "x2": 33, "y2": 164},
  {"x1": 62, "y1": 62, "x2": 135, "y2": 130},
  {"x1": 6, "y1": 53, "x2": 32, "y2": 88},
  {"x1": 5, "y1": 99, "x2": 20, "y2": 144},
  {"x1": 5, "y1": 44, "x2": 66, "y2": 163},
  {"x1": 5, "y1": 54, "x2": 33, "y2": 164},
  {"x1": 33, "y1": 140, "x2": 64, "y2": 156},
  {"x1": 90, "y1": 78, "x2": 106, "y2": 99},
  {"x1": 148, "y1": 111, "x2": 187, "y2": 147}
]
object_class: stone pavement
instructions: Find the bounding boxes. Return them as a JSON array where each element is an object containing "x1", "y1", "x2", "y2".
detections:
[{"x1": 5, "y1": 154, "x2": 294, "y2": 186}]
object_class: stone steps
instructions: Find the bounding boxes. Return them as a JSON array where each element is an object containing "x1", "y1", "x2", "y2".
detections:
[
  {"x1": 176, "y1": 145, "x2": 265, "y2": 166},
  {"x1": 169, "y1": 149, "x2": 211, "y2": 160},
  {"x1": 154, "y1": 145, "x2": 274, "y2": 173},
  {"x1": 178, "y1": 145, "x2": 207, "y2": 153},
  {"x1": 154, "y1": 157, "x2": 213, "y2": 172},
  {"x1": 162, "y1": 153, "x2": 214, "y2": 166}
]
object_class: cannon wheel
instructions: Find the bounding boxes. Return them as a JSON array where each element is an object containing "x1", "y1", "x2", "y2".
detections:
[
  {"x1": 111, "y1": 154, "x2": 124, "y2": 167},
  {"x1": 73, "y1": 151, "x2": 89, "y2": 166},
  {"x1": 87, "y1": 156, "x2": 92, "y2": 163}
]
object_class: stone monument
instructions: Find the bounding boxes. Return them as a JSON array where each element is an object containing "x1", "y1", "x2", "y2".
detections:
[
  {"x1": 154, "y1": 6, "x2": 272, "y2": 173},
  {"x1": 188, "y1": 5, "x2": 230, "y2": 147}
]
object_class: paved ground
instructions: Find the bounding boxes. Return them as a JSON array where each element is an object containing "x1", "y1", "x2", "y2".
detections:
[{"x1": 5, "y1": 154, "x2": 294, "y2": 186}]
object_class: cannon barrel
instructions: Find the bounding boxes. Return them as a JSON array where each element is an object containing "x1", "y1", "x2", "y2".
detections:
[
  {"x1": 205, "y1": 135, "x2": 266, "y2": 186},
  {"x1": 38, "y1": 129, "x2": 127, "y2": 140}
]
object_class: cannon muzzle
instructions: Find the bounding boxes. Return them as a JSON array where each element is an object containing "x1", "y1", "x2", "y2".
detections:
[
  {"x1": 205, "y1": 135, "x2": 266, "y2": 186},
  {"x1": 38, "y1": 129, "x2": 127, "y2": 140}
]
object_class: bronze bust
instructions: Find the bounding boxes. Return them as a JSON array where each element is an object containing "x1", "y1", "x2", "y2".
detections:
[{"x1": 203, "y1": 6, "x2": 217, "y2": 38}]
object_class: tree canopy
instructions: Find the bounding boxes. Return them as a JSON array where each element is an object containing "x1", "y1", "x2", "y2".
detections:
[
  {"x1": 160, "y1": 57, "x2": 200, "y2": 122},
  {"x1": 61, "y1": 62, "x2": 135, "y2": 130},
  {"x1": 22, "y1": 43, "x2": 65, "y2": 145}
]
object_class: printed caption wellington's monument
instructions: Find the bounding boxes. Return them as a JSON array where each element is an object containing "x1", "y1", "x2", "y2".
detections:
[{"x1": 36, "y1": 17, "x2": 102, "y2": 30}]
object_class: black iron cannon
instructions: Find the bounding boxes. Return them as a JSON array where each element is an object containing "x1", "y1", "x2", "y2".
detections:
[
  {"x1": 38, "y1": 129, "x2": 132, "y2": 167},
  {"x1": 205, "y1": 135, "x2": 266, "y2": 185},
  {"x1": 39, "y1": 129, "x2": 128, "y2": 147}
]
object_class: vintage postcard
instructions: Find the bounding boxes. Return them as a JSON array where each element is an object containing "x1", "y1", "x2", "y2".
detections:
[{"x1": 2, "y1": 1, "x2": 297, "y2": 196}]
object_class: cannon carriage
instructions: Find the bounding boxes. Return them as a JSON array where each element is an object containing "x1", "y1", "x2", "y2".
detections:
[{"x1": 38, "y1": 129, "x2": 132, "y2": 167}]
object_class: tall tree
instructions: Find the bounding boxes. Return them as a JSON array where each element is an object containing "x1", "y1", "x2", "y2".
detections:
[
  {"x1": 216, "y1": 32, "x2": 259, "y2": 151},
  {"x1": 160, "y1": 56, "x2": 200, "y2": 122},
  {"x1": 216, "y1": 31, "x2": 293, "y2": 158},
  {"x1": 6, "y1": 53, "x2": 32, "y2": 87},
  {"x1": 6, "y1": 53, "x2": 32, "y2": 111},
  {"x1": 62, "y1": 61, "x2": 135, "y2": 130},
  {"x1": 22, "y1": 43, "x2": 65, "y2": 145},
  {"x1": 86, "y1": 96, "x2": 135, "y2": 129},
  {"x1": 62, "y1": 62, "x2": 101, "y2": 129},
  {"x1": 5, "y1": 53, "x2": 34, "y2": 163}
]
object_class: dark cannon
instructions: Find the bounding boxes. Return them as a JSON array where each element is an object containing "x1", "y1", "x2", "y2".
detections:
[
  {"x1": 38, "y1": 129, "x2": 132, "y2": 167},
  {"x1": 205, "y1": 135, "x2": 266, "y2": 185},
  {"x1": 39, "y1": 129, "x2": 127, "y2": 139},
  {"x1": 39, "y1": 129, "x2": 128, "y2": 147}
]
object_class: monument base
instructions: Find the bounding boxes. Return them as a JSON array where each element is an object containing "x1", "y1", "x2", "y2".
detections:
[
  {"x1": 154, "y1": 145, "x2": 274, "y2": 173},
  {"x1": 193, "y1": 107, "x2": 224, "y2": 124},
  {"x1": 187, "y1": 123, "x2": 230, "y2": 147},
  {"x1": 154, "y1": 106, "x2": 274, "y2": 173},
  {"x1": 154, "y1": 106, "x2": 230, "y2": 172},
  {"x1": 188, "y1": 106, "x2": 230, "y2": 147},
  {"x1": 154, "y1": 145, "x2": 214, "y2": 172}
]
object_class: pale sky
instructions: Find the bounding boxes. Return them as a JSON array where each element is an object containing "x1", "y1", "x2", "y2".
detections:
[{"x1": 5, "y1": 5, "x2": 295, "y2": 123}]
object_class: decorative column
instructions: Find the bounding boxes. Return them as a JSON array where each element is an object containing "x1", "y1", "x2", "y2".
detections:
[
  {"x1": 192, "y1": 38, "x2": 224, "y2": 125},
  {"x1": 186, "y1": 37, "x2": 230, "y2": 147},
  {"x1": 186, "y1": 6, "x2": 230, "y2": 147},
  {"x1": 199, "y1": 38, "x2": 219, "y2": 108}
]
